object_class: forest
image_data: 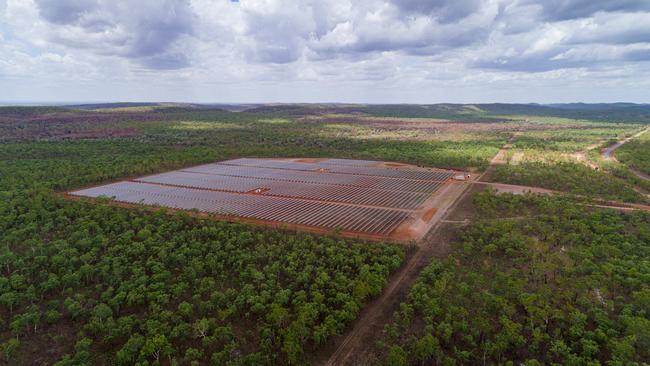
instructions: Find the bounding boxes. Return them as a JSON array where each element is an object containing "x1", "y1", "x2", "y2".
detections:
[
  {"x1": 0, "y1": 108, "x2": 415, "y2": 364},
  {"x1": 491, "y1": 162, "x2": 645, "y2": 203},
  {"x1": 0, "y1": 104, "x2": 649, "y2": 365},
  {"x1": 1, "y1": 191, "x2": 404, "y2": 365},
  {"x1": 378, "y1": 190, "x2": 650, "y2": 365}
]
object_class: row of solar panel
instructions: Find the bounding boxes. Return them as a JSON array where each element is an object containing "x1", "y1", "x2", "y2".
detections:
[
  {"x1": 318, "y1": 158, "x2": 381, "y2": 167},
  {"x1": 135, "y1": 171, "x2": 431, "y2": 209},
  {"x1": 70, "y1": 182, "x2": 410, "y2": 236},
  {"x1": 180, "y1": 164, "x2": 443, "y2": 193},
  {"x1": 220, "y1": 158, "x2": 454, "y2": 181}
]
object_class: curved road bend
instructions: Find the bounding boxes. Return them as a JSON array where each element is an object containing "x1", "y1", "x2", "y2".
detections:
[
  {"x1": 602, "y1": 127, "x2": 650, "y2": 182},
  {"x1": 602, "y1": 127, "x2": 649, "y2": 160}
]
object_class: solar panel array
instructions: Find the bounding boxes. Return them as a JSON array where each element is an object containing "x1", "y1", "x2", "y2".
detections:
[
  {"x1": 136, "y1": 171, "x2": 431, "y2": 209},
  {"x1": 181, "y1": 164, "x2": 444, "y2": 193},
  {"x1": 70, "y1": 182, "x2": 411, "y2": 235},
  {"x1": 219, "y1": 158, "x2": 453, "y2": 181},
  {"x1": 319, "y1": 158, "x2": 380, "y2": 167},
  {"x1": 70, "y1": 158, "x2": 455, "y2": 237}
]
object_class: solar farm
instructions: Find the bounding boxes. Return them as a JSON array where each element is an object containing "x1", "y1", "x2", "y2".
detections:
[{"x1": 68, "y1": 158, "x2": 461, "y2": 241}]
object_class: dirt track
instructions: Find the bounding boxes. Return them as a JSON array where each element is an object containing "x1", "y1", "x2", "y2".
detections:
[
  {"x1": 602, "y1": 128, "x2": 649, "y2": 159},
  {"x1": 479, "y1": 133, "x2": 519, "y2": 182},
  {"x1": 472, "y1": 181, "x2": 554, "y2": 195},
  {"x1": 318, "y1": 137, "x2": 514, "y2": 366},
  {"x1": 301, "y1": 116, "x2": 603, "y2": 136},
  {"x1": 318, "y1": 183, "x2": 473, "y2": 366},
  {"x1": 602, "y1": 127, "x2": 649, "y2": 182},
  {"x1": 317, "y1": 132, "x2": 650, "y2": 365}
]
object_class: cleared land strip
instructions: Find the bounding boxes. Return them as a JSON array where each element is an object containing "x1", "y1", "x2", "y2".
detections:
[
  {"x1": 319, "y1": 135, "x2": 650, "y2": 366},
  {"x1": 319, "y1": 177, "x2": 473, "y2": 366},
  {"x1": 320, "y1": 137, "x2": 511, "y2": 366},
  {"x1": 474, "y1": 181, "x2": 650, "y2": 212},
  {"x1": 602, "y1": 127, "x2": 649, "y2": 160}
]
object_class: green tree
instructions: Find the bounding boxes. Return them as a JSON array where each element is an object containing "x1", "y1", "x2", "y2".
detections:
[
  {"x1": 1, "y1": 338, "x2": 19, "y2": 363},
  {"x1": 385, "y1": 345, "x2": 408, "y2": 366},
  {"x1": 140, "y1": 334, "x2": 173, "y2": 363}
]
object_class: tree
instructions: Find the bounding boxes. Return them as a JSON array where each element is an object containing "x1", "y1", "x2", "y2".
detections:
[
  {"x1": 140, "y1": 334, "x2": 173, "y2": 363},
  {"x1": 1, "y1": 338, "x2": 19, "y2": 363},
  {"x1": 193, "y1": 318, "x2": 212, "y2": 339},
  {"x1": 0, "y1": 291, "x2": 18, "y2": 313},
  {"x1": 385, "y1": 345, "x2": 408, "y2": 366},
  {"x1": 184, "y1": 347, "x2": 203, "y2": 363},
  {"x1": 414, "y1": 334, "x2": 439, "y2": 363},
  {"x1": 115, "y1": 334, "x2": 144, "y2": 366},
  {"x1": 93, "y1": 303, "x2": 113, "y2": 324},
  {"x1": 64, "y1": 297, "x2": 84, "y2": 318},
  {"x1": 45, "y1": 309, "x2": 62, "y2": 324},
  {"x1": 178, "y1": 301, "x2": 193, "y2": 319}
]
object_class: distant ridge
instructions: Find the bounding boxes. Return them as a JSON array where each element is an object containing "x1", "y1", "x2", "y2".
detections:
[{"x1": 3, "y1": 102, "x2": 649, "y2": 123}]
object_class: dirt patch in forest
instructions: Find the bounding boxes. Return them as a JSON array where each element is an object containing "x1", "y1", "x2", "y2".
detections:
[
  {"x1": 57, "y1": 128, "x2": 140, "y2": 139},
  {"x1": 444, "y1": 184, "x2": 486, "y2": 222},
  {"x1": 8, "y1": 319, "x2": 79, "y2": 366},
  {"x1": 301, "y1": 115, "x2": 598, "y2": 135},
  {"x1": 0, "y1": 110, "x2": 174, "y2": 141}
]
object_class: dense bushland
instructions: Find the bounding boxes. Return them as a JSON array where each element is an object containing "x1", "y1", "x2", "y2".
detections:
[
  {"x1": 0, "y1": 110, "x2": 417, "y2": 364},
  {"x1": 0, "y1": 192, "x2": 403, "y2": 365},
  {"x1": 491, "y1": 162, "x2": 645, "y2": 203},
  {"x1": 1, "y1": 106, "x2": 646, "y2": 365},
  {"x1": 616, "y1": 136, "x2": 650, "y2": 175},
  {"x1": 379, "y1": 191, "x2": 650, "y2": 365}
]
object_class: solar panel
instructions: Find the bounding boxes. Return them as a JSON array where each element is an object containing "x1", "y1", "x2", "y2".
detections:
[
  {"x1": 319, "y1": 158, "x2": 381, "y2": 167},
  {"x1": 219, "y1": 158, "x2": 454, "y2": 181},
  {"x1": 135, "y1": 170, "x2": 432, "y2": 209},
  {"x1": 69, "y1": 158, "x2": 459, "y2": 238},
  {"x1": 182, "y1": 164, "x2": 444, "y2": 193},
  {"x1": 70, "y1": 181, "x2": 410, "y2": 235}
]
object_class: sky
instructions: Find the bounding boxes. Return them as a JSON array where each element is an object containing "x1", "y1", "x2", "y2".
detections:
[{"x1": 1, "y1": 0, "x2": 650, "y2": 104}]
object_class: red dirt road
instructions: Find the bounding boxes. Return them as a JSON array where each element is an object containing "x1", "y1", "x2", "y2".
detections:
[
  {"x1": 472, "y1": 181, "x2": 554, "y2": 195},
  {"x1": 318, "y1": 135, "x2": 514, "y2": 366},
  {"x1": 319, "y1": 177, "x2": 474, "y2": 366},
  {"x1": 318, "y1": 133, "x2": 650, "y2": 366},
  {"x1": 318, "y1": 212, "x2": 469, "y2": 366}
]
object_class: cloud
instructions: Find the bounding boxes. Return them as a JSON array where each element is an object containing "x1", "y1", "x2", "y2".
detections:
[
  {"x1": 238, "y1": 1, "x2": 316, "y2": 63},
  {"x1": 307, "y1": 0, "x2": 498, "y2": 59},
  {"x1": 470, "y1": 10, "x2": 650, "y2": 72},
  {"x1": 390, "y1": 0, "x2": 483, "y2": 23},
  {"x1": 36, "y1": 0, "x2": 97, "y2": 24},
  {"x1": 20, "y1": 0, "x2": 650, "y2": 73},
  {"x1": 567, "y1": 12, "x2": 650, "y2": 45},
  {"x1": 1, "y1": 0, "x2": 650, "y2": 103},
  {"x1": 528, "y1": 0, "x2": 650, "y2": 21},
  {"x1": 33, "y1": 0, "x2": 195, "y2": 69}
]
